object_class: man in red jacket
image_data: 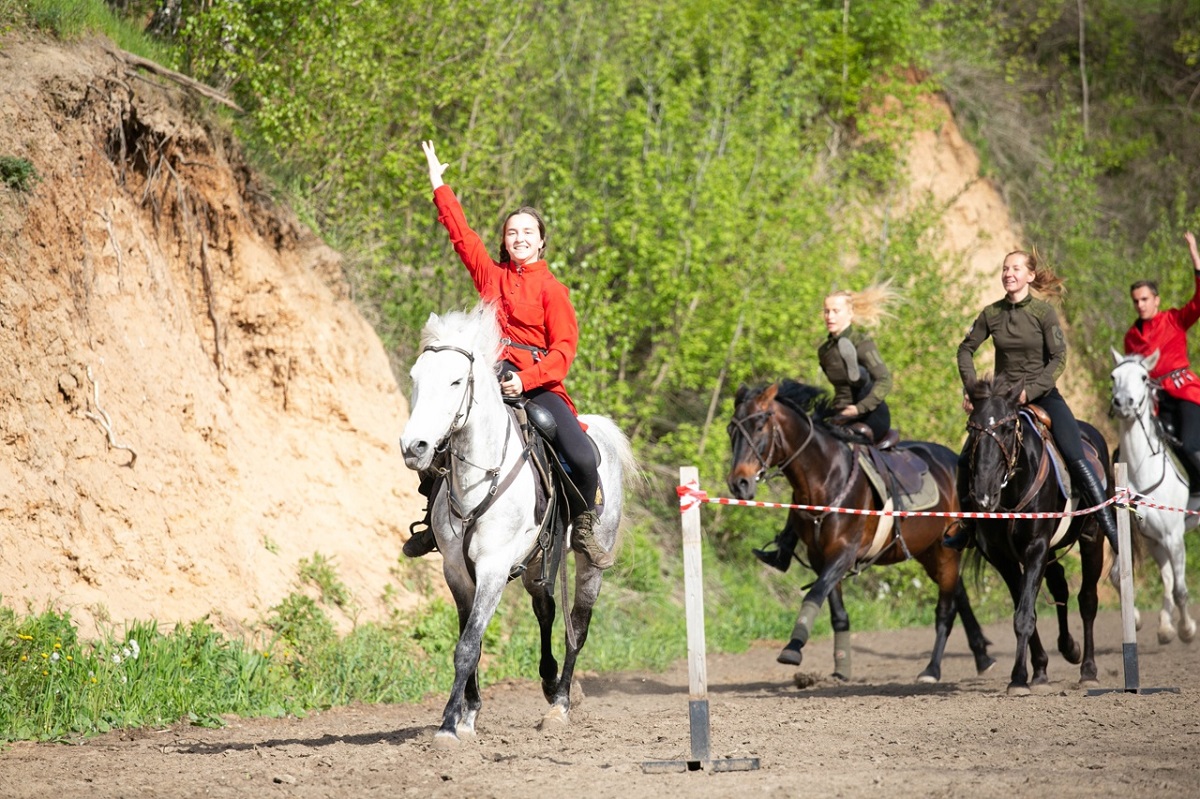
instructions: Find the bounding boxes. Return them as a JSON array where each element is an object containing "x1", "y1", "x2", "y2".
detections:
[{"x1": 1124, "y1": 231, "x2": 1200, "y2": 483}]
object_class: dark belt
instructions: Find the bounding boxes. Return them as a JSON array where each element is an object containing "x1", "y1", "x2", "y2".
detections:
[{"x1": 500, "y1": 337, "x2": 548, "y2": 363}]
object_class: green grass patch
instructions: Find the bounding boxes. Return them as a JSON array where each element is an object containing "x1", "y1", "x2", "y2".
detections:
[{"x1": 0, "y1": 156, "x2": 39, "y2": 193}]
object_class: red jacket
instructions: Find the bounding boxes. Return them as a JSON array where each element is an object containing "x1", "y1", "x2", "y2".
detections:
[
  {"x1": 434, "y1": 185, "x2": 579, "y2": 414},
  {"x1": 1124, "y1": 273, "x2": 1200, "y2": 405}
]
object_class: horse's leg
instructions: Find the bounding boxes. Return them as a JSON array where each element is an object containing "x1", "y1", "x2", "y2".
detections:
[
  {"x1": 953, "y1": 577, "x2": 996, "y2": 674},
  {"x1": 990, "y1": 540, "x2": 1041, "y2": 695},
  {"x1": 1016, "y1": 537, "x2": 1051, "y2": 691},
  {"x1": 828, "y1": 583, "x2": 851, "y2": 680},
  {"x1": 437, "y1": 569, "x2": 507, "y2": 745},
  {"x1": 540, "y1": 560, "x2": 604, "y2": 727},
  {"x1": 1077, "y1": 537, "x2": 1104, "y2": 685},
  {"x1": 914, "y1": 544, "x2": 959, "y2": 684},
  {"x1": 1044, "y1": 560, "x2": 1081, "y2": 664},
  {"x1": 778, "y1": 545, "x2": 856, "y2": 666},
  {"x1": 1147, "y1": 537, "x2": 1180, "y2": 644},
  {"x1": 1167, "y1": 532, "x2": 1197, "y2": 642},
  {"x1": 526, "y1": 575, "x2": 559, "y2": 704}
]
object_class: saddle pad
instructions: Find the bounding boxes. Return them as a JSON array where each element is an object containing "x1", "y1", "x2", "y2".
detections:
[
  {"x1": 1018, "y1": 409, "x2": 1106, "y2": 500},
  {"x1": 858, "y1": 452, "x2": 941, "y2": 512}
]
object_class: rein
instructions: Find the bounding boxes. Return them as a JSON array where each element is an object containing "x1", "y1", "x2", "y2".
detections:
[
  {"x1": 422, "y1": 343, "x2": 533, "y2": 535},
  {"x1": 966, "y1": 410, "x2": 1023, "y2": 488},
  {"x1": 727, "y1": 406, "x2": 816, "y2": 485}
]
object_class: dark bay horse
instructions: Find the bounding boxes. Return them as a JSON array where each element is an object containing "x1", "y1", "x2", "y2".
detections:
[
  {"x1": 961, "y1": 378, "x2": 1107, "y2": 695},
  {"x1": 726, "y1": 380, "x2": 994, "y2": 682}
]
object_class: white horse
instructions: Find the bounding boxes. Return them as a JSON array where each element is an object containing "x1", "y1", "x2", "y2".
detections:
[
  {"x1": 1110, "y1": 348, "x2": 1197, "y2": 644},
  {"x1": 399, "y1": 303, "x2": 637, "y2": 746}
]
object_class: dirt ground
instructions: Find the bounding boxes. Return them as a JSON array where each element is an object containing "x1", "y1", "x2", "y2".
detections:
[{"x1": 1, "y1": 608, "x2": 1195, "y2": 799}]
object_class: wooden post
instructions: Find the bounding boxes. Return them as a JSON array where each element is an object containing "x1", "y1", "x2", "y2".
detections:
[
  {"x1": 1115, "y1": 462, "x2": 1139, "y2": 692},
  {"x1": 679, "y1": 465, "x2": 710, "y2": 761}
]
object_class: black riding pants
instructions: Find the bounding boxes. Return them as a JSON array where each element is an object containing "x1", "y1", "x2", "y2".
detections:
[
  {"x1": 1036, "y1": 388, "x2": 1086, "y2": 463},
  {"x1": 1159, "y1": 395, "x2": 1200, "y2": 452},
  {"x1": 522, "y1": 386, "x2": 598, "y2": 512},
  {"x1": 857, "y1": 400, "x2": 891, "y2": 443}
]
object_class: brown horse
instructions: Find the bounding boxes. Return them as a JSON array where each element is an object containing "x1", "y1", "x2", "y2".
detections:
[{"x1": 726, "y1": 380, "x2": 994, "y2": 682}]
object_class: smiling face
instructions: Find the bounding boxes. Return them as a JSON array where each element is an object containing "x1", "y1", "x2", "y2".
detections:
[
  {"x1": 1001, "y1": 252, "x2": 1036, "y2": 301},
  {"x1": 502, "y1": 211, "x2": 545, "y2": 266},
  {"x1": 823, "y1": 295, "x2": 853, "y2": 335}
]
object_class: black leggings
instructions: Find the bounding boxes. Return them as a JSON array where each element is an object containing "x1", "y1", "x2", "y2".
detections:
[
  {"x1": 1158, "y1": 395, "x2": 1200, "y2": 451},
  {"x1": 858, "y1": 401, "x2": 891, "y2": 443},
  {"x1": 499, "y1": 359, "x2": 598, "y2": 511},
  {"x1": 1036, "y1": 388, "x2": 1086, "y2": 463}
]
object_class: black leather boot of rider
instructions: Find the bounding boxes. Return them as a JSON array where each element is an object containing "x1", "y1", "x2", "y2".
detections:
[
  {"x1": 1070, "y1": 459, "x2": 1119, "y2": 554},
  {"x1": 753, "y1": 520, "x2": 799, "y2": 572}
]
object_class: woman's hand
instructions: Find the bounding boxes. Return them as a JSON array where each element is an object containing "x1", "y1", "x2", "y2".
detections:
[
  {"x1": 839, "y1": 405, "x2": 858, "y2": 417},
  {"x1": 500, "y1": 371, "x2": 523, "y2": 398},
  {"x1": 421, "y1": 140, "x2": 449, "y2": 190},
  {"x1": 962, "y1": 393, "x2": 973, "y2": 413}
]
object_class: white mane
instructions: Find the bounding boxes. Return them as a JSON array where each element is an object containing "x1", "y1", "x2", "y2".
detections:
[{"x1": 419, "y1": 302, "x2": 504, "y2": 370}]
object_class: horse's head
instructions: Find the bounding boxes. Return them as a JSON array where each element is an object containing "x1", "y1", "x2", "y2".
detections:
[
  {"x1": 400, "y1": 304, "x2": 503, "y2": 471},
  {"x1": 1110, "y1": 347, "x2": 1159, "y2": 421},
  {"x1": 963, "y1": 377, "x2": 1024, "y2": 511},
  {"x1": 726, "y1": 383, "x2": 780, "y2": 500}
]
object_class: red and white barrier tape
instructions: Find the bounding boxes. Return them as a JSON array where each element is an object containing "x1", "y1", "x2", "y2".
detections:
[{"x1": 675, "y1": 480, "x2": 1180, "y2": 520}]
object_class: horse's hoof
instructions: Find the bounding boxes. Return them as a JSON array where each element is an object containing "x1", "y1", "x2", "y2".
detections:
[
  {"x1": 1180, "y1": 621, "x2": 1197, "y2": 643},
  {"x1": 1158, "y1": 628, "x2": 1176, "y2": 645},
  {"x1": 976, "y1": 657, "x2": 997, "y2": 675},
  {"x1": 538, "y1": 705, "x2": 569, "y2": 732},
  {"x1": 432, "y1": 731, "x2": 460, "y2": 749},
  {"x1": 1006, "y1": 684, "x2": 1031, "y2": 697},
  {"x1": 1078, "y1": 678, "x2": 1100, "y2": 690},
  {"x1": 777, "y1": 640, "x2": 804, "y2": 666},
  {"x1": 916, "y1": 672, "x2": 939, "y2": 685}
]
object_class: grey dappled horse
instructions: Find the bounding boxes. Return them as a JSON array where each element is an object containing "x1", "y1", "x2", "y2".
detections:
[{"x1": 399, "y1": 304, "x2": 636, "y2": 745}]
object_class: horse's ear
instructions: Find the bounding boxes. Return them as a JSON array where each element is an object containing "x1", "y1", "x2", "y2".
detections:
[
  {"x1": 1111, "y1": 346, "x2": 1124, "y2": 366},
  {"x1": 1004, "y1": 380, "x2": 1026, "y2": 404},
  {"x1": 1145, "y1": 349, "x2": 1161, "y2": 371},
  {"x1": 734, "y1": 383, "x2": 750, "y2": 405}
]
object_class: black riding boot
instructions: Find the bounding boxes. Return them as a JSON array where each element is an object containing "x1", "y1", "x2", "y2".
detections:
[
  {"x1": 1070, "y1": 459, "x2": 1119, "y2": 554},
  {"x1": 942, "y1": 518, "x2": 975, "y2": 551},
  {"x1": 402, "y1": 470, "x2": 440, "y2": 558},
  {"x1": 753, "y1": 519, "x2": 799, "y2": 572}
]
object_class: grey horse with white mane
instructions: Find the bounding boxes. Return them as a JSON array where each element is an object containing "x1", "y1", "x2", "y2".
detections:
[{"x1": 399, "y1": 303, "x2": 637, "y2": 745}]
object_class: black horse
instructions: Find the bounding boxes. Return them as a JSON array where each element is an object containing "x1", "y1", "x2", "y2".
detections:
[
  {"x1": 727, "y1": 380, "x2": 994, "y2": 682},
  {"x1": 961, "y1": 378, "x2": 1108, "y2": 695}
]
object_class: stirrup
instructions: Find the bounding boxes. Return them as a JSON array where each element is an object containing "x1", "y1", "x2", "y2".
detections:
[
  {"x1": 403, "y1": 517, "x2": 438, "y2": 558},
  {"x1": 752, "y1": 541, "x2": 792, "y2": 573}
]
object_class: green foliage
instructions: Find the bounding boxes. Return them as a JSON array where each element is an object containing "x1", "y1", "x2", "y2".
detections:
[
  {"x1": 0, "y1": 156, "x2": 39, "y2": 192},
  {"x1": 296, "y1": 552, "x2": 352, "y2": 609}
]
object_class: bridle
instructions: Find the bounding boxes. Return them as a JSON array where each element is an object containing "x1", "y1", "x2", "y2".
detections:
[
  {"x1": 421, "y1": 344, "x2": 526, "y2": 529},
  {"x1": 1112, "y1": 364, "x2": 1174, "y2": 492},
  {"x1": 727, "y1": 402, "x2": 815, "y2": 484},
  {"x1": 966, "y1": 408, "x2": 1023, "y2": 491}
]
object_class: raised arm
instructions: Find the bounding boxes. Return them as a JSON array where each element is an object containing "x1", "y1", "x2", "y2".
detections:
[
  {"x1": 1178, "y1": 231, "x2": 1200, "y2": 330},
  {"x1": 422, "y1": 140, "x2": 449, "y2": 191}
]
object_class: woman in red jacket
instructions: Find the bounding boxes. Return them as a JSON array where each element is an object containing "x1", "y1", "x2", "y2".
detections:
[{"x1": 403, "y1": 140, "x2": 610, "y2": 569}]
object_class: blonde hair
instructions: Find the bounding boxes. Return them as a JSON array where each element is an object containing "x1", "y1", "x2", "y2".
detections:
[
  {"x1": 1006, "y1": 248, "x2": 1065, "y2": 300},
  {"x1": 826, "y1": 279, "x2": 900, "y2": 329}
]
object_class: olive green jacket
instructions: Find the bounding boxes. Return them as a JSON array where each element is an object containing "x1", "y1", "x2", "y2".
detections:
[
  {"x1": 957, "y1": 295, "x2": 1066, "y2": 401},
  {"x1": 818, "y1": 325, "x2": 892, "y2": 414}
]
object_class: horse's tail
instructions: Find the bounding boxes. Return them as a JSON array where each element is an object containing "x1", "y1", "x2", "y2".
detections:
[{"x1": 579, "y1": 414, "x2": 641, "y2": 488}]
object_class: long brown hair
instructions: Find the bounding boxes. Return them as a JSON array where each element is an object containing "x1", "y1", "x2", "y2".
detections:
[{"x1": 1007, "y1": 248, "x2": 1064, "y2": 300}]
